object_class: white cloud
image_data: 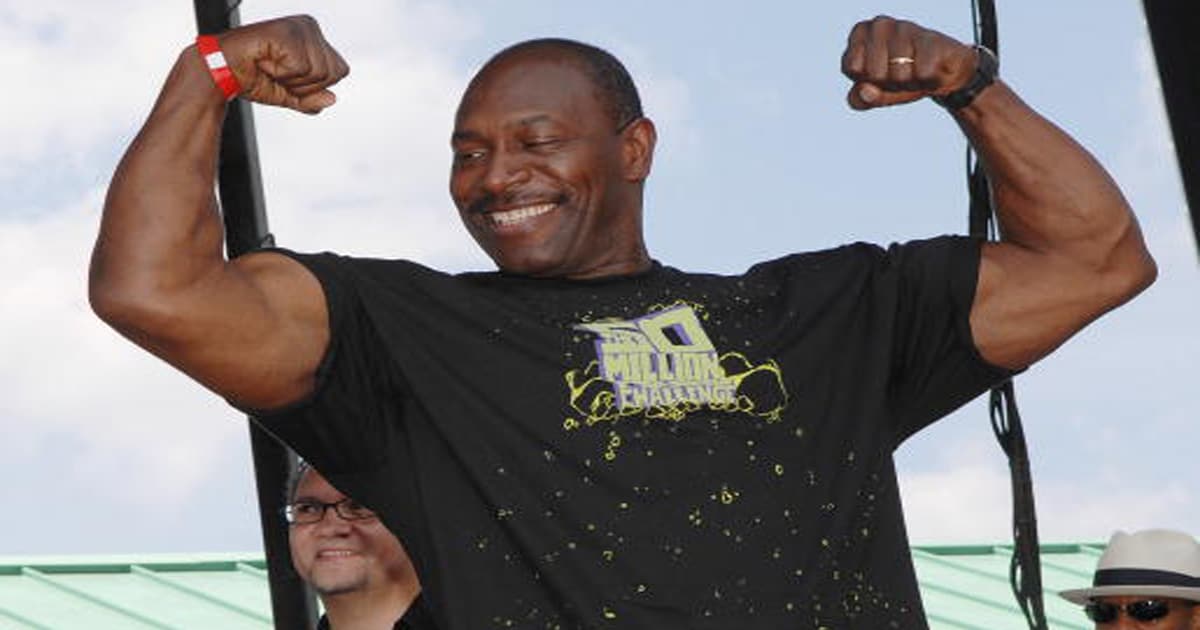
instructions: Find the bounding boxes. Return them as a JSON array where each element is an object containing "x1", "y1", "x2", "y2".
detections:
[
  {"x1": 899, "y1": 442, "x2": 1013, "y2": 543},
  {"x1": 899, "y1": 434, "x2": 1198, "y2": 545},
  {"x1": 902, "y1": 462, "x2": 1195, "y2": 545},
  {"x1": 1, "y1": 2, "x2": 192, "y2": 171},
  {"x1": 0, "y1": 185, "x2": 243, "y2": 509}
]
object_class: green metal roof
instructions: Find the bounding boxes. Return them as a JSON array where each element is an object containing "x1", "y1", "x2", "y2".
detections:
[
  {"x1": 0, "y1": 545, "x2": 1103, "y2": 629},
  {"x1": 0, "y1": 553, "x2": 273, "y2": 629},
  {"x1": 913, "y1": 543, "x2": 1102, "y2": 630}
]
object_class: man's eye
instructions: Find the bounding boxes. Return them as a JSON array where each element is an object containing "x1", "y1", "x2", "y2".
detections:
[
  {"x1": 344, "y1": 500, "x2": 373, "y2": 516},
  {"x1": 526, "y1": 138, "x2": 564, "y2": 151},
  {"x1": 294, "y1": 502, "x2": 321, "y2": 515},
  {"x1": 455, "y1": 149, "x2": 486, "y2": 163}
]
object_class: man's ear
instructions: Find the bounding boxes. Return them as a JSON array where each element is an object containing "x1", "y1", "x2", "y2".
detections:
[{"x1": 621, "y1": 117, "x2": 656, "y2": 182}]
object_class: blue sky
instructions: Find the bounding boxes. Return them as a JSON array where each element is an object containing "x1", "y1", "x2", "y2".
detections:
[{"x1": 2, "y1": 0, "x2": 1195, "y2": 556}]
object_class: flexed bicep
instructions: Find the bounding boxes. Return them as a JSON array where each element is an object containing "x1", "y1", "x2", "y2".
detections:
[{"x1": 91, "y1": 16, "x2": 346, "y2": 411}]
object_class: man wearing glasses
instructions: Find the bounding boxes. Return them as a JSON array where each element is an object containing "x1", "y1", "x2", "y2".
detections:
[
  {"x1": 1060, "y1": 529, "x2": 1200, "y2": 629},
  {"x1": 286, "y1": 462, "x2": 429, "y2": 629}
]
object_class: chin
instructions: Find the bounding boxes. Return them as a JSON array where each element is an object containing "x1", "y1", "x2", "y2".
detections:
[
  {"x1": 312, "y1": 573, "x2": 369, "y2": 597},
  {"x1": 490, "y1": 250, "x2": 565, "y2": 277}
]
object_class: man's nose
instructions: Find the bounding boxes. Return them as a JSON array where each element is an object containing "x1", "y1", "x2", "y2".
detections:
[{"x1": 482, "y1": 149, "x2": 531, "y2": 195}]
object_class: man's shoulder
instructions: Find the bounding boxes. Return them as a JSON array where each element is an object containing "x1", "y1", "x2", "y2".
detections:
[
  {"x1": 754, "y1": 235, "x2": 976, "y2": 271},
  {"x1": 741, "y1": 241, "x2": 885, "y2": 277},
  {"x1": 267, "y1": 248, "x2": 434, "y2": 270},
  {"x1": 719, "y1": 236, "x2": 978, "y2": 296},
  {"x1": 261, "y1": 248, "x2": 462, "y2": 286}
]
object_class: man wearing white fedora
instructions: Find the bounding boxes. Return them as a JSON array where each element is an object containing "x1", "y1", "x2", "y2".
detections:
[{"x1": 1061, "y1": 529, "x2": 1200, "y2": 628}]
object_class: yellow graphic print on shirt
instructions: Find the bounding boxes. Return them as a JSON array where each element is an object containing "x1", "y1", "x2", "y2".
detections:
[{"x1": 564, "y1": 303, "x2": 788, "y2": 429}]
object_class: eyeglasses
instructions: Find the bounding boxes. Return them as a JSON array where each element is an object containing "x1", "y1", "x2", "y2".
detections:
[
  {"x1": 1084, "y1": 599, "x2": 1190, "y2": 623},
  {"x1": 284, "y1": 498, "x2": 376, "y2": 525}
]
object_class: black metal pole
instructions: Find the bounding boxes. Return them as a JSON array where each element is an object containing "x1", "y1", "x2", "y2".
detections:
[
  {"x1": 967, "y1": 3, "x2": 1047, "y2": 629},
  {"x1": 1143, "y1": 0, "x2": 1200, "y2": 256},
  {"x1": 191, "y1": 2, "x2": 318, "y2": 628}
]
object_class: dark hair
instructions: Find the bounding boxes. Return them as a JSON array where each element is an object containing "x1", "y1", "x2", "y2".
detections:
[
  {"x1": 481, "y1": 38, "x2": 643, "y2": 130},
  {"x1": 284, "y1": 459, "x2": 312, "y2": 504}
]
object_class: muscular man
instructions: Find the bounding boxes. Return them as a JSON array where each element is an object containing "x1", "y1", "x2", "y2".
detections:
[
  {"x1": 286, "y1": 462, "x2": 426, "y2": 629},
  {"x1": 90, "y1": 14, "x2": 1155, "y2": 628}
]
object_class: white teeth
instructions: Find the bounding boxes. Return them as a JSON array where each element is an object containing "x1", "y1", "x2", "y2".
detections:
[{"x1": 488, "y1": 203, "x2": 555, "y2": 226}]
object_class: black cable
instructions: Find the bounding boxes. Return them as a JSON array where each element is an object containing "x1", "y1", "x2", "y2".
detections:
[
  {"x1": 989, "y1": 383, "x2": 1047, "y2": 630},
  {"x1": 965, "y1": 2, "x2": 1048, "y2": 629}
]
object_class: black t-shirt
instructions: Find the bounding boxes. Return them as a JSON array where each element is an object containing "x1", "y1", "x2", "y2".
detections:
[
  {"x1": 252, "y1": 236, "x2": 1010, "y2": 629},
  {"x1": 316, "y1": 593, "x2": 433, "y2": 629}
]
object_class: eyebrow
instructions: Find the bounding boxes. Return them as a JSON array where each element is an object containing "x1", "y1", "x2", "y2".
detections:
[
  {"x1": 451, "y1": 114, "x2": 557, "y2": 143},
  {"x1": 291, "y1": 494, "x2": 344, "y2": 504},
  {"x1": 515, "y1": 114, "x2": 553, "y2": 127},
  {"x1": 450, "y1": 129, "x2": 481, "y2": 144}
]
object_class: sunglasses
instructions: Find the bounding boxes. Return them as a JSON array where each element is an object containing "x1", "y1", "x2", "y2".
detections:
[{"x1": 1084, "y1": 599, "x2": 1179, "y2": 623}]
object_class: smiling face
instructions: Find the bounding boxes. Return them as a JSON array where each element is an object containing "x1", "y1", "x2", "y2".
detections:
[
  {"x1": 450, "y1": 45, "x2": 655, "y2": 279},
  {"x1": 287, "y1": 468, "x2": 413, "y2": 597}
]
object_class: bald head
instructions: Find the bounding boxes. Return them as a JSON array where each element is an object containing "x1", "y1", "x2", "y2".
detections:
[
  {"x1": 449, "y1": 36, "x2": 657, "y2": 279},
  {"x1": 464, "y1": 38, "x2": 643, "y2": 132}
]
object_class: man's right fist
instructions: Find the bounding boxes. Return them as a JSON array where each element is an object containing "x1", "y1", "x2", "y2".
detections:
[
  {"x1": 210, "y1": 15, "x2": 349, "y2": 114},
  {"x1": 840, "y1": 15, "x2": 976, "y2": 111}
]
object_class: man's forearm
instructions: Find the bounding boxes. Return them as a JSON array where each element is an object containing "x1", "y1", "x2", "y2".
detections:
[
  {"x1": 953, "y1": 80, "x2": 1153, "y2": 276},
  {"x1": 90, "y1": 46, "x2": 228, "y2": 326},
  {"x1": 951, "y1": 79, "x2": 1155, "y2": 368}
]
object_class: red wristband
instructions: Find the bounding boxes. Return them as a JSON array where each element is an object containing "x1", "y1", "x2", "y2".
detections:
[{"x1": 195, "y1": 35, "x2": 242, "y2": 101}]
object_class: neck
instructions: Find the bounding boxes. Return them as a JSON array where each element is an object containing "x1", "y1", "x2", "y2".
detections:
[
  {"x1": 565, "y1": 250, "x2": 653, "y2": 280},
  {"x1": 322, "y1": 584, "x2": 419, "y2": 630}
]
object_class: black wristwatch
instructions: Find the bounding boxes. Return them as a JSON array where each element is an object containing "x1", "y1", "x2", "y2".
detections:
[{"x1": 932, "y1": 45, "x2": 999, "y2": 110}]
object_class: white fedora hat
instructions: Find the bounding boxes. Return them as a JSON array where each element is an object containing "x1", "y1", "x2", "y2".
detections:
[{"x1": 1060, "y1": 529, "x2": 1200, "y2": 605}]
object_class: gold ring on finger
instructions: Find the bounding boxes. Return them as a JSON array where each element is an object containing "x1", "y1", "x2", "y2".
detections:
[{"x1": 888, "y1": 56, "x2": 915, "y2": 65}]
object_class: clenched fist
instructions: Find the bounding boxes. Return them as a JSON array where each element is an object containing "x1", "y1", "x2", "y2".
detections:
[
  {"x1": 841, "y1": 16, "x2": 980, "y2": 110},
  {"x1": 207, "y1": 15, "x2": 349, "y2": 114}
]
